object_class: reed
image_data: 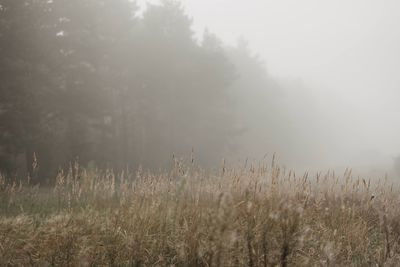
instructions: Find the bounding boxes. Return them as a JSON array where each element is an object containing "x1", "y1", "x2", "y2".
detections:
[{"x1": 0, "y1": 161, "x2": 399, "y2": 266}]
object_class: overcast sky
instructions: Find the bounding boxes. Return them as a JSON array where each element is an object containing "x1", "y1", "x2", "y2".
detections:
[{"x1": 138, "y1": 0, "x2": 400, "y2": 168}]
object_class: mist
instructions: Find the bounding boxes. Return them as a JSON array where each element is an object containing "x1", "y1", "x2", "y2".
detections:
[
  {"x1": 4, "y1": 2, "x2": 400, "y2": 264},
  {"x1": 139, "y1": 0, "x2": 400, "y2": 174},
  {"x1": 1, "y1": 0, "x2": 400, "y2": 182}
]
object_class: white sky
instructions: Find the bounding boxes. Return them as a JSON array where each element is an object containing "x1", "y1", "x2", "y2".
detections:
[{"x1": 138, "y1": 0, "x2": 400, "y2": 166}]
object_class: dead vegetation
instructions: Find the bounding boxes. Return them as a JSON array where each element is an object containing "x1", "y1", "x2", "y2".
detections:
[{"x1": 1, "y1": 160, "x2": 400, "y2": 266}]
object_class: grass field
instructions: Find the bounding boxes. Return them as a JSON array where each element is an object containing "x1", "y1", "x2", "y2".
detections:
[{"x1": 1, "y1": 159, "x2": 400, "y2": 266}]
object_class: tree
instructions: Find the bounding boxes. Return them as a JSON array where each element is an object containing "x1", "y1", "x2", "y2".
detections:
[
  {"x1": 0, "y1": 0, "x2": 54, "y2": 179},
  {"x1": 0, "y1": 0, "x2": 239, "y2": 180}
]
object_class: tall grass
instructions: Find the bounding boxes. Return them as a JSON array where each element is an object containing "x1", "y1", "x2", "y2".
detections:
[{"x1": 1, "y1": 159, "x2": 400, "y2": 266}]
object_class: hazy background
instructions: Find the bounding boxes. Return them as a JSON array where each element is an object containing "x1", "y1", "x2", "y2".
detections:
[
  {"x1": 139, "y1": 0, "x2": 400, "y2": 172},
  {"x1": 1, "y1": 0, "x2": 399, "y2": 182}
]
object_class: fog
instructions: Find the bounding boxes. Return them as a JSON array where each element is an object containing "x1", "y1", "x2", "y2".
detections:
[
  {"x1": 1, "y1": 0, "x2": 400, "y2": 182},
  {"x1": 140, "y1": 0, "x2": 400, "y2": 173}
]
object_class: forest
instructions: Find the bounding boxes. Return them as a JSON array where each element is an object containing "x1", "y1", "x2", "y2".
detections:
[
  {"x1": 3, "y1": 1, "x2": 400, "y2": 266},
  {"x1": 0, "y1": 0, "x2": 277, "y2": 181}
]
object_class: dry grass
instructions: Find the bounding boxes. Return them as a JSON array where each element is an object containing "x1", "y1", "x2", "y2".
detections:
[{"x1": 1, "y1": 159, "x2": 400, "y2": 266}]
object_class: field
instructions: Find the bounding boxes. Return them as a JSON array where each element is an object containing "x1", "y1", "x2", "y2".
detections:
[{"x1": 1, "y1": 160, "x2": 400, "y2": 266}]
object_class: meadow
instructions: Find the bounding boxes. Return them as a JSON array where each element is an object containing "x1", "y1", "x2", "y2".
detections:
[{"x1": 1, "y1": 159, "x2": 400, "y2": 266}]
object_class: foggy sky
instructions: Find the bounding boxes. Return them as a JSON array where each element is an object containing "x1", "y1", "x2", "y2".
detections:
[{"x1": 139, "y1": 0, "x2": 400, "y2": 171}]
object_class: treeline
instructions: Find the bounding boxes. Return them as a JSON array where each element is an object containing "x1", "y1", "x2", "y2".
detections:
[{"x1": 1, "y1": 0, "x2": 279, "y2": 181}]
